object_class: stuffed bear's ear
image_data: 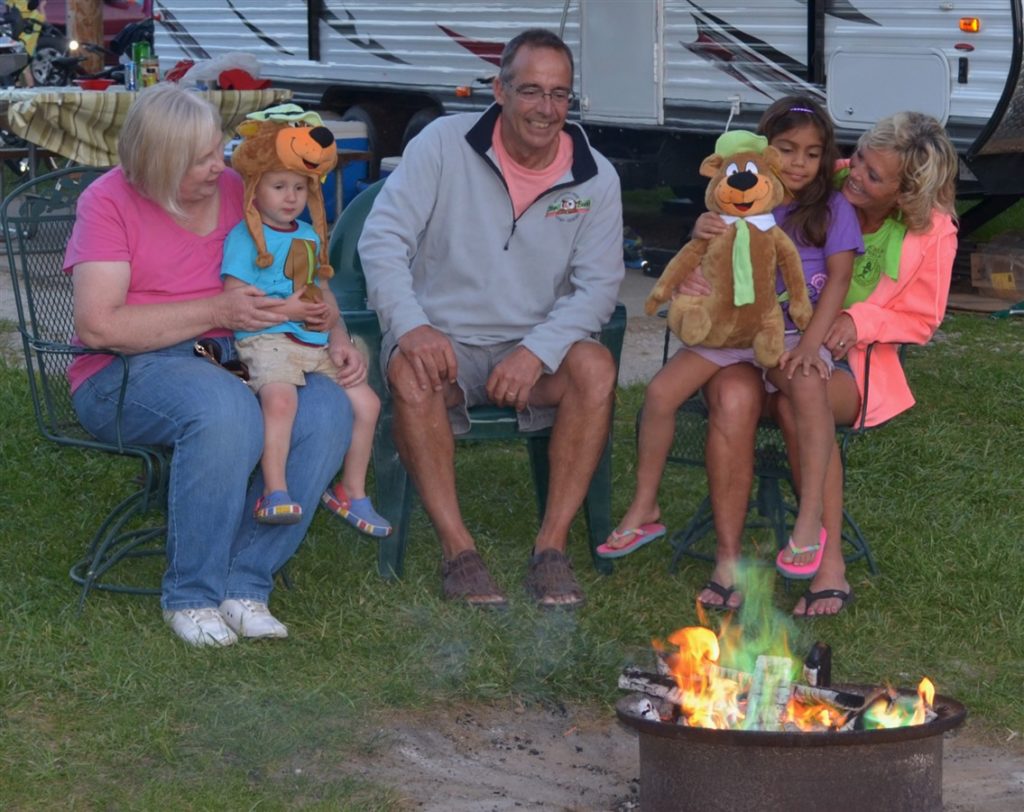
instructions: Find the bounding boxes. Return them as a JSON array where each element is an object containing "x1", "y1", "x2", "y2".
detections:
[
  {"x1": 236, "y1": 120, "x2": 261, "y2": 138},
  {"x1": 763, "y1": 145, "x2": 783, "y2": 174},
  {"x1": 699, "y1": 154, "x2": 724, "y2": 178}
]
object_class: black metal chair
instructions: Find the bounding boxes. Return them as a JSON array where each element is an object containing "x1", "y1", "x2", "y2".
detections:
[
  {"x1": 660, "y1": 336, "x2": 897, "y2": 575},
  {"x1": 328, "y1": 179, "x2": 627, "y2": 578},
  {"x1": 2, "y1": 166, "x2": 168, "y2": 608}
]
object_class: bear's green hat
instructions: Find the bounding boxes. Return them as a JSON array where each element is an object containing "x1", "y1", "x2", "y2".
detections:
[{"x1": 714, "y1": 130, "x2": 768, "y2": 157}]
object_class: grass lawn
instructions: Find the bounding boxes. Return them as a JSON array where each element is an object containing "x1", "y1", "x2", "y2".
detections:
[{"x1": 2, "y1": 310, "x2": 1024, "y2": 807}]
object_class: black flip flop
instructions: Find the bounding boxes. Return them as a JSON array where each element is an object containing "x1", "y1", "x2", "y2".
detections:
[
  {"x1": 697, "y1": 579, "x2": 741, "y2": 611},
  {"x1": 794, "y1": 587, "x2": 854, "y2": 618}
]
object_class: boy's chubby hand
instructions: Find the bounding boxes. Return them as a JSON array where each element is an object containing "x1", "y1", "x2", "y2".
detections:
[{"x1": 329, "y1": 333, "x2": 367, "y2": 388}]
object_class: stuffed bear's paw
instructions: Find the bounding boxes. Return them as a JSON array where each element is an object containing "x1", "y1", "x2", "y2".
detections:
[
  {"x1": 644, "y1": 292, "x2": 665, "y2": 316},
  {"x1": 788, "y1": 299, "x2": 813, "y2": 331}
]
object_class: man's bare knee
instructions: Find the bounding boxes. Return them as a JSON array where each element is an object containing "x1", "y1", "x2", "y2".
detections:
[
  {"x1": 388, "y1": 353, "x2": 462, "y2": 413},
  {"x1": 563, "y1": 342, "x2": 616, "y2": 398}
]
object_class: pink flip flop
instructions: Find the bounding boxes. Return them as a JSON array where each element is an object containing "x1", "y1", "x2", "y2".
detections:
[
  {"x1": 596, "y1": 523, "x2": 666, "y2": 559},
  {"x1": 776, "y1": 527, "x2": 827, "y2": 579}
]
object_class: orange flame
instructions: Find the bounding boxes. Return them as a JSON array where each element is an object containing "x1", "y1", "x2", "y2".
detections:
[
  {"x1": 783, "y1": 696, "x2": 845, "y2": 731},
  {"x1": 912, "y1": 677, "x2": 935, "y2": 725},
  {"x1": 658, "y1": 626, "x2": 745, "y2": 729},
  {"x1": 653, "y1": 620, "x2": 938, "y2": 732},
  {"x1": 918, "y1": 677, "x2": 935, "y2": 706}
]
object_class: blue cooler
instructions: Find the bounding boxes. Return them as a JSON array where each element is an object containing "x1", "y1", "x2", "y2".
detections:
[
  {"x1": 320, "y1": 118, "x2": 369, "y2": 222},
  {"x1": 355, "y1": 155, "x2": 401, "y2": 194}
]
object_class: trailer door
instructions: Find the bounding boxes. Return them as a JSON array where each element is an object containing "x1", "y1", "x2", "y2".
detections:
[
  {"x1": 579, "y1": 0, "x2": 663, "y2": 125},
  {"x1": 824, "y1": 3, "x2": 952, "y2": 128}
]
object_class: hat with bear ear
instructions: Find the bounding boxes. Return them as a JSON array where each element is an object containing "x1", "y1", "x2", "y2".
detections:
[
  {"x1": 231, "y1": 103, "x2": 339, "y2": 274},
  {"x1": 714, "y1": 130, "x2": 769, "y2": 157}
]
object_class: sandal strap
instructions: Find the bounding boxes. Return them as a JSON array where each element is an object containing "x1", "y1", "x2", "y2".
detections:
[
  {"x1": 786, "y1": 538, "x2": 821, "y2": 555},
  {"x1": 525, "y1": 549, "x2": 584, "y2": 606},
  {"x1": 441, "y1": 550, "x2": 506, "y2": 604}
]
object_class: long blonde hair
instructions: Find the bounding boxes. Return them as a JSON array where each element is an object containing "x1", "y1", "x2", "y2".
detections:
[
  {"x1": 857, "y1": 112, "x2": 958, "y2": 232},
  {"x1": 118, "y1": 84, "x2": 223, "y2": 217}
]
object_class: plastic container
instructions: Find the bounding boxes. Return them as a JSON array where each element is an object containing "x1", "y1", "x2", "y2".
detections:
[
  {"x1": 355, "y1": 155, "x2": 401, "y2": 194},
  {"x1": 139, "y1": 57, "x2": 159, "y2": 87},
  {"x1": 318, "y1": 117, "x2": 369, "y2": 221},
  {"x1": 74, "y1": 78, "x2": 115, "y2": 91}
]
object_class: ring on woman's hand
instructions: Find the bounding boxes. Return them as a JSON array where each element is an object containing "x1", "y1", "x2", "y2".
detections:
[{"x1": 838, "y1": 340, "x2": 846, "y2": 347}]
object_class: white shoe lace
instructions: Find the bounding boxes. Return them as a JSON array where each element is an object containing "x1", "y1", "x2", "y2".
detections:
[
  {"x1": 233, "y1": 599, "x2": 268, "y2": 616},
  {"x1": 186, "y1": 607, "x2": 226, "y2": 624}
]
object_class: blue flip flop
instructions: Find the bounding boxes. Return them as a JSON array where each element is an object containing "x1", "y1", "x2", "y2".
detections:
[{"x1": 596, "y1": 523, "x2": 666, "y2": 559}]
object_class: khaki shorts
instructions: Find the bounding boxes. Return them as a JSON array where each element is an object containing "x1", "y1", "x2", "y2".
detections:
[
  {"x1": 381, "y1": 334, "x2": 563, "y2": 435},
  {"x1": 236, "y1": 333, "x2": 339, "y2": 392}
]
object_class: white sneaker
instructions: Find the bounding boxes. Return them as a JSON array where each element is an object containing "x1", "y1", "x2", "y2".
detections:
[
  {"x1": 163, "y1": 607, "x2": 238, "y2": 647},
  {"x1": 218, "y1": 599, "x2": 289, "y2": 639}
]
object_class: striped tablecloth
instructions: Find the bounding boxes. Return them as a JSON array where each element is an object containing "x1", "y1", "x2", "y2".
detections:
[{"x1": 0, "y1": 87, "x2": 293, "y2": 167}]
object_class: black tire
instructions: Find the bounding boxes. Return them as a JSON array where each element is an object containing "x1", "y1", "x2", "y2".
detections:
[
  {"x1": 400, "y1": 107, "x2": 442, "y2": 151},
  {"x1": 31, "y1": 35, "x2": 71, "y2": 86}
]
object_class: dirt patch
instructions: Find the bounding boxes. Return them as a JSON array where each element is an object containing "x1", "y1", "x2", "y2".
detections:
[{"x1": 349, "y1": 702, "x2": 1024, "y2": 810}]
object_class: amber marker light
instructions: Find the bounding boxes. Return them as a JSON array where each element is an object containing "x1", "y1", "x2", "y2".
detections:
[
  {"x1": 455, "y1": 86, "x2": 473, "y2": 98},
  {"x1": 959, "y1": 18, "x2": 981, "y2": 33}
]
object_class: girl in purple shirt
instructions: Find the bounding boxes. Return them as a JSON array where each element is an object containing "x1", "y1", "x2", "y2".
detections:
[{"x1": 603, "y1": 98, "x2": 863, "y2": 607}]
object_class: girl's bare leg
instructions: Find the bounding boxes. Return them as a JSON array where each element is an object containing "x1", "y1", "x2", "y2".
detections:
[
  {"x1": 607, "y1": 350, "x2": 722, "y2": 548},
  {"x1": 767, "y1": 370, "x2": 833, "y2": 559},
  {"x1": 699, "y1": 363, "x2": 765, "y2": 607},
  {"x1": 774, "y1": 370, "x2": 862, "y2": 615}
]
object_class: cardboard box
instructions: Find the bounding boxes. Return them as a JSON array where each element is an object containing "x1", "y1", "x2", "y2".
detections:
[{"x1": 970, "y1": 234, "x2": 1024, "y2": 300}]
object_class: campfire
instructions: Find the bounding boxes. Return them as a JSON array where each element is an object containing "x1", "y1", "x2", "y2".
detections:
[
  {"x1": 614, "y1": 566, "x2": 966, "y2": 812},
  {"x1": 620, "y1": 628, "x2": 937, "y2": 733}
]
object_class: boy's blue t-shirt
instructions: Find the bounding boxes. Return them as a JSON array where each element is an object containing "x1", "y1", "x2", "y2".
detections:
[{"x1": 221, "y1": 220, "x2": 327, "y2": 345}]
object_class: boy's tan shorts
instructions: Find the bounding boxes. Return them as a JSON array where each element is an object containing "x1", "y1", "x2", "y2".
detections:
[{"x1": 236, "y1": 333, "x2": 339, "y2": 392}]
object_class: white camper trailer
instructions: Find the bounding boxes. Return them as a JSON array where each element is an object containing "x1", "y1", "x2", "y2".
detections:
[{"x1": 154, "y1": 1, "x2": 1022, "y2": 211}]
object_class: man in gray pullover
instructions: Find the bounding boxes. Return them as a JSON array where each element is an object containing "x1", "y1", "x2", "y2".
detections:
[{"x1": 359, "y1": 28, "x2": 624, "y2": 609}]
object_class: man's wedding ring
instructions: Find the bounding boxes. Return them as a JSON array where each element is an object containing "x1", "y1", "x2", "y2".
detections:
[{"x1": 838, "y1": 340, "x2": 846, "y2": 347}]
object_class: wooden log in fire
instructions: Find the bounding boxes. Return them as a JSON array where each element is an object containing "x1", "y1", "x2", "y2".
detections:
[{"x1": 619, "y1": 666, "x2": 866, "y2": 713}]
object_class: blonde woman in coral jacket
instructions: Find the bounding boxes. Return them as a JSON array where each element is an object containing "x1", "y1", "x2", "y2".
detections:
[{"x1": 693, "y1": 112, "x2": 958, "y2": 616}]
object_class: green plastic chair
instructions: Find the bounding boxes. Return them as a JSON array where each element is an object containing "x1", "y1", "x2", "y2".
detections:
[
  {"x1": 662, "y1": 341, "x2": 899, "y2": 575},
  {"x1": 328, "y1": 179, "x2": 627, "y2": 578},
  {"x1": 2, "y1": 166, "x2": 168, "y2": 608}
]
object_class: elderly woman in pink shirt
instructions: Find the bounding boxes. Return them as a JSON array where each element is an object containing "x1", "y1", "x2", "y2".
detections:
[{"x1": 691, "y1": 112, "x2": 959, "y2": 616}]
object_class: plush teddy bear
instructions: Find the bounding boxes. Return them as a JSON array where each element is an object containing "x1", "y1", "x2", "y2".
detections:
[
  {"x1": 230, "y1": 103, "x2": 339, "y2": 302},
  {"x1": 644, "y1": 130, "x2": 812, "y2": 368}
]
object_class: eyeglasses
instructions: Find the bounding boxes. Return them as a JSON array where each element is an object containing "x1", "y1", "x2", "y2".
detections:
[{"x1": 506, "y1": 82, "x2": 575, "y2": 105}]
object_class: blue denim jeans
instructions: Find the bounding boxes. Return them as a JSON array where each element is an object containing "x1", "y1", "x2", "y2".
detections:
[{"x1": 72, "y1": 337, "x2": 353, "y2": 610}]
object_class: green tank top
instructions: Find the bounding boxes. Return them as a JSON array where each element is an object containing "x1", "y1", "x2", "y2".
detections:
[{"x1": 835, "y1": 168, "x2": 906, "y2": 307}]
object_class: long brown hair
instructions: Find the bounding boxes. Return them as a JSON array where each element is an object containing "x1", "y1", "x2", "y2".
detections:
[{"x1": 758, "y1": 96, "x2": 838, "y2": 247}]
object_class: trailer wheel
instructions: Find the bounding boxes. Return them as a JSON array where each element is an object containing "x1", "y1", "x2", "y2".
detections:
[
  {"x1": 401, "y1": 107, "x2": 442, "y2": 151},
  {"x1": 341, "y1": 104, "x2": 401, "y2": 178}
]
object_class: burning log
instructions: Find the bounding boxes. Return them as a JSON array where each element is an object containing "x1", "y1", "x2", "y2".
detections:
[{"x1": 619, "y1": 666, "x2": 865, "y2": 716}]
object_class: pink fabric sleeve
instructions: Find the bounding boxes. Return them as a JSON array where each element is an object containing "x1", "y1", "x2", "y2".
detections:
[{"x1": 844, "y1": 209, "x2": 957, "y2": 426}]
